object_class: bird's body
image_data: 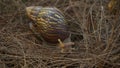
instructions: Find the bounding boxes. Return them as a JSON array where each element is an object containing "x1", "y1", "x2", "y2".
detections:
[{"x1": 26, "y1": 6, "x2": 71, "y2": 45}]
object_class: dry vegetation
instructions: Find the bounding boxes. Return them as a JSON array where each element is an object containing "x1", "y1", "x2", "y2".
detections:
[{"x1": 0, "y1": 0, "x2": 120, "y2": 68}]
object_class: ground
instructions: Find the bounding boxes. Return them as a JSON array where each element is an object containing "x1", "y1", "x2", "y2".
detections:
[{"x1": 0, "y1": 0, "x2": 120, "y2": 68}]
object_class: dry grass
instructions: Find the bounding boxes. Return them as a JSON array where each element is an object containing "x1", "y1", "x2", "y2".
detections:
[{"x1": 0, "y1": 0, "x2": 120, "y2": 68}]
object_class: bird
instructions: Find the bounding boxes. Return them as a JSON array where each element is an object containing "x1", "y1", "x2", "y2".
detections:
[{"x1": 26, "y1": 6, "x2": 74, "y2": 52}]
